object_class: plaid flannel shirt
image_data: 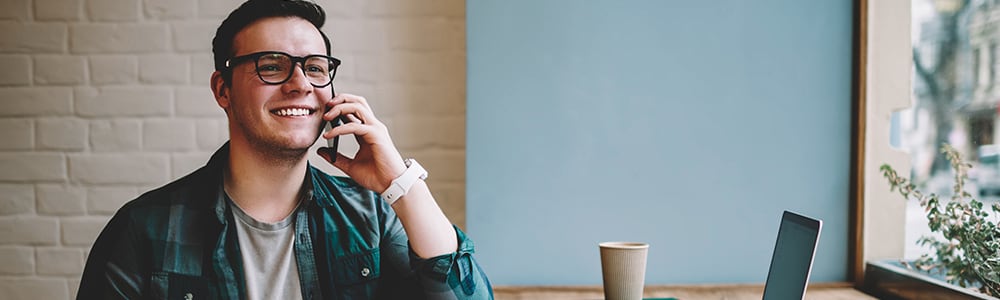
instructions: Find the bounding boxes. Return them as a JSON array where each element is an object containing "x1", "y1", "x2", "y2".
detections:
[{"x1": 77, "y1": 143, "x2": 493, "y2": 299}]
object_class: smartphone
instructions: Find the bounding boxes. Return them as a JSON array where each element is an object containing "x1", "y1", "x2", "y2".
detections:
[
  {"x1": 325, "y1": 118, "x2": 341, "y2": 152},
  {"x1": 325, "y1": 86, "x2": 342, "y2": 161}
]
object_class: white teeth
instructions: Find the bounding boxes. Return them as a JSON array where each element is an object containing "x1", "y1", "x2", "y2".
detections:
[{"x1": 274, "y1": 108, "x2": 311, "y2": 116}]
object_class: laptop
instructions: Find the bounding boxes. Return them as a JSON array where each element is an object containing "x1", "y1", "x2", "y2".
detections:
[{"x1": 761, "y1": 210, "x2": 823, "y2": 300}]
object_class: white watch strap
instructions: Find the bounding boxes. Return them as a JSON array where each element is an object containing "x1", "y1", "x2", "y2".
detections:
[{"x1": 381, "y1": 159, "x2": 428, "y2": 205}]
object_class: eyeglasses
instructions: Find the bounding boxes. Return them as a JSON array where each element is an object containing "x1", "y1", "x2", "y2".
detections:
[{"x1": 225, "y1": 51, "x2": 341, "y2": 87}]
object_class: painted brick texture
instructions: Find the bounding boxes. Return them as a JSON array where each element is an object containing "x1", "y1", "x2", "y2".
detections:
[{"x1": 0, "y1": 0, "x2": 466, "y2": 299}]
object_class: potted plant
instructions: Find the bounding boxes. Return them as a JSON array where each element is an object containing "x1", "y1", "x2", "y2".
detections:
[{"x1": 871, "y1": 144, "x2": 1000, "y2": 298}]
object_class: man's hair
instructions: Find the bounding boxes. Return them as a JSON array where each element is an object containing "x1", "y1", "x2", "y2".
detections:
[{"x1": 212, "y1": 0, "x2": 332, "y2": 84}]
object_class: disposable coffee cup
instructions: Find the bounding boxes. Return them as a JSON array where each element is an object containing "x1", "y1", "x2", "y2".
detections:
[{"x1": 599, "y1": 242, "x2": 649, "y2": 300}]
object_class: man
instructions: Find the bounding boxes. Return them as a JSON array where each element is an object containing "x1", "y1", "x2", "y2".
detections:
[{"x1": 76, "y1": 0, "x2": 492, "y2": 299}]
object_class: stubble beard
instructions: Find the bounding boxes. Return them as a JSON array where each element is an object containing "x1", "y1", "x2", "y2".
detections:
[{"x1": 237, "y1": 117, "x2": 320, "y2": 167}]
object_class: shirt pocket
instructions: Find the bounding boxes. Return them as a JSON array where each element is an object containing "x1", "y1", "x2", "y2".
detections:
[
  {"x1": 150, "y1": 271, "x2": 215, "y2": 300},
  {"x1": 331, "y1": 248, "x2": 381, "y2": 298}
]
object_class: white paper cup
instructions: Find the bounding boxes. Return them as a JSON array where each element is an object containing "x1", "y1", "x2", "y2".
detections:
[{"x1": 599, "y1": 242, "x2": 649, "y2": 300}]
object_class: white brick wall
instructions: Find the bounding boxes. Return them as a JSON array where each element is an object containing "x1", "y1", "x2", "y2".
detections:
[
  {"x1": 139, "y1": 54, "x2": 188, "y2": 84},
  {"x1": 36, "y1": 184, "x2": 86, "y2": 216},
  {"x1": 36, "y1": 247, "x2": 85, "y2": 276},
  {"x1": 0, "y1": 119, "x2": 33, "y2": 150},
  {"x1": 0, "y1": 153, "x2": 67, "y2": 182},
  {"x1": 35, "y1": 0, "x2": 83, "y2": 22},
  {"x1": 0, "y1": 278, "x2": 68, "y2": 299},
  {"x1": 0, "y1": 55, "x2": 31, "y2": 85},
  {"x1": 0, "y1": 217, "x2": 60, "y2": 245},
  {"x1": 0, "y1": 87, "x2": 74, "y2": 116},
  {"x1": 89, "y1": 119, "x2": 142, "y2": 151},
  {"x1": 0, "y1": 0, "x2": 466, "y2": 298},
  {"x1": 0, "y1": 1, "x2": 31, "y2": 21},
  {"x1": 33, "y1": 55, "x2": 86, "y2": 85},
  {"x1": 0, "y1": 246, "x2": 35, "y2": 275},
  {"x1": 70, "y1": 24, "x2": 169, "y2": 53},
  {"x1": 85, "y1": 186, "x2": 135, "y2": 215},
  {"x1": 89, "y1": 55, "x2": 138, "y2": 84},
  {"x1": 144, "y1": 0, "x2": 197, "y2": 20},
  {"x1": 0, "y1": 22, "x2": 68, "y2": 53},
  {"x1": 0, "y1": 184, "x2": 34, "y2": 215},
  {"x1": 36, "y1": 118, "x2": 87, "y2": 150},
  {"x1": 143, "y1": 119, "x2": 197, "y2": 151},
  {"x1": 74, "y1": 87, "x2": 173, "y2": 117},
  {"x1": 85, "y1": 0, "x2": 139, "y2": 22}
]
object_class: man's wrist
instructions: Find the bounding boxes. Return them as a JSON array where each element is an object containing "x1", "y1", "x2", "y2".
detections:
[{"x1": 381, "y1": 159, "x2": 428, "y2": 205}]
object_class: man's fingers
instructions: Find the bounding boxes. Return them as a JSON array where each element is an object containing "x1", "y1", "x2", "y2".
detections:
[
  {"x1": 324, "y1": 102, "x2": 375, "y2": 125},
  {"x1": 322, "y1": 121, "x2": 369, "y2": 139},
  {"x1": 328, "y1": 94, "x2": 377, "y2": 121},
  {"x1": 345, "y1": 113, "x2": 363, "y2": 124},
  {"x1": 331, "y1": 93, "x2": 372, "y2": 110}
]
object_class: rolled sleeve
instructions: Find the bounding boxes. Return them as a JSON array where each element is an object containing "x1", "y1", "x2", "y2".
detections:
[{"x1": 409, "y1": 226, "x2": 493, "y2": 299}]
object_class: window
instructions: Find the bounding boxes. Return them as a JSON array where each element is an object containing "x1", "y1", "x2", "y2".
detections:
[{"x1": 891, "y1": 0, "x2": 1000, "y2": 260}]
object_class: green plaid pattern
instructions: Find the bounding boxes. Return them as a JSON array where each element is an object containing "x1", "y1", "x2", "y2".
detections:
[{"x1": 78, "y1": 143, "x2": 493, "y2": 299}]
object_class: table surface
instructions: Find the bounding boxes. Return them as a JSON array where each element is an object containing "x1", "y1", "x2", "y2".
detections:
[{"x1": 493, "y1": 283, "x2": 877, "y2": 300}]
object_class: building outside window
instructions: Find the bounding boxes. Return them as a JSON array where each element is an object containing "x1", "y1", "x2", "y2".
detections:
[{"x1": 893, "y1": 0, "x2": 1000, "y2": 259}]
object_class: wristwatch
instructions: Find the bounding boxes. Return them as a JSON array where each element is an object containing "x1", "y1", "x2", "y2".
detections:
[{"x1": 381, "y1": 158, "x2": 428, "y2": 205}]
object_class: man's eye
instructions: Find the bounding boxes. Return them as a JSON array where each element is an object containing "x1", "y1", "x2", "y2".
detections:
[
  {"x1": 305, "y1": 65, "x2": 325, "y2": 73},
  {"x1": 257, "y1": 64, "x2": 283, "y2": 73}
]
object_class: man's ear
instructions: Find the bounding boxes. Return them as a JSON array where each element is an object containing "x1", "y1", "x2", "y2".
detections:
[{"x1": 210, "y1": 71, "x2": 231, "y2": 109}]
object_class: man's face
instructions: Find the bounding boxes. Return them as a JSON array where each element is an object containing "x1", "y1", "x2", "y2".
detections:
[{"x1": 221, "y1": 17, "x2": 332, "y2": 156}]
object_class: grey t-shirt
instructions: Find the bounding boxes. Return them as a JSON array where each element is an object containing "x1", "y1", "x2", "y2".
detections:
[{"x1": 229, "y1": 199, "x2": 303, "y2": 300}]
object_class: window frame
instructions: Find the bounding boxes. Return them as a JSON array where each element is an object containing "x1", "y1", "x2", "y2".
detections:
[{"x1": 852, "y1": 0, "x2": 914, "y2": 285}]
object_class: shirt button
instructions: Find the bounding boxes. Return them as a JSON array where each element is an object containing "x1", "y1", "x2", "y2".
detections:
[{"x1": 361, "y1": 267, "x2": 370, "y2": 277}]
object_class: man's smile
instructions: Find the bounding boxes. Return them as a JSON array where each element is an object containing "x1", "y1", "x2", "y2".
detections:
[{"x1": 271, "y1": 106, "x2": 316, "y2": 117}]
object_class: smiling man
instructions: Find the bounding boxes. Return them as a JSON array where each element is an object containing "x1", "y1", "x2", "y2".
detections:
[{"x1": 76, "y1": 0, "x2": 492, "y2": 299}]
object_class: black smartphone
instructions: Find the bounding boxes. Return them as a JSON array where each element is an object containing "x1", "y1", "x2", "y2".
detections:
[
  {"x1": 324, "y1": 86, "x2": 342, "y2": 162},
  {"x1": 325, "y1": 118, "x2": 341, "y2": 159}
]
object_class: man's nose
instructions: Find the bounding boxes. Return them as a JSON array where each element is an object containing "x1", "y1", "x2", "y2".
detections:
[{"x1": 282, "y1": 63, "x2": 313, "y2": 93}]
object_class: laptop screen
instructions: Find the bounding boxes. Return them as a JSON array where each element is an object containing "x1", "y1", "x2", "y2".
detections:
[{"x1": 762, "y1": 211, "x2": 822, "y2": 300}]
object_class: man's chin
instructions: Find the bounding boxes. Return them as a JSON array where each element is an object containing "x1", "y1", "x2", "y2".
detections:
[
  {"x1": 279, "y1": 139, "x2": 319, "y2": 153},
  {"x1": 246, "y1": 137, "x2": 315, "y2": 160}
]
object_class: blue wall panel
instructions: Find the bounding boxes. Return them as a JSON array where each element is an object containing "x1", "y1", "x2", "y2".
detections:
[{"x1": 467, "y1": 0, "x2": 853, "y2": 285}]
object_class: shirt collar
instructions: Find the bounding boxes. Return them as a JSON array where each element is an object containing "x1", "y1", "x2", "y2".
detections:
[{"x1": 206, "y1": 142, "x2": 326, "y2": 224}]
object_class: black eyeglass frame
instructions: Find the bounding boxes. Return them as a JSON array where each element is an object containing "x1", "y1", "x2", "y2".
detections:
[{"x1": 224, "y1": 51, "x2": 341, "y2": 88}]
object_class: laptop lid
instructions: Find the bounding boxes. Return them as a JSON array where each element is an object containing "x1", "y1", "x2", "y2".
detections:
[{"x1": 761, "y1": 210, "x2": 822, "y2": 300}]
